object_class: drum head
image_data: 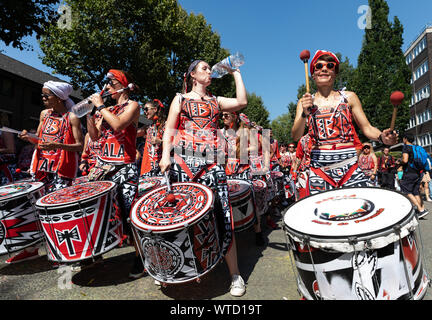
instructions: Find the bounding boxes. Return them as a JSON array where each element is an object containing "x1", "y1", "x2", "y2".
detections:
[
  {"x1": 227, "y1": 179, "x2": 251, "y2": 199},
  {"x1": 131, "y1": 182, "x2": 214, "y2": 233},
  {"x1": 0, "y1": 181, "x2": 44, "y2": 201},
  {"x1": 36, "y1": 181, "x2": 116, "y2": 207},
  {"x1": 284, "y1": 187, "x2": 413, "y2": 240},
  {"x1": 138, "y1": 176, "x2": 166, "y2": 194}
]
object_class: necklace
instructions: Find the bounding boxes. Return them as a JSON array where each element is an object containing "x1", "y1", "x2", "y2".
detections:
[{"x1": 191, "y1": 90, "x2": 207, "y2": 100}]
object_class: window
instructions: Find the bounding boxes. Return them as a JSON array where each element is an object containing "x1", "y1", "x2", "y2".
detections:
[
  {"x1": 0, "y1": 77, "x2": 14, "y2": 97},
  {"x1": 414, "y1": 60, "x2": 429, "y2": 81},
  {"x1": 406, "y1": 37, "x2": 427, "y2": 64},
  {"x1": 415, "y1": 84, "x2": 430, "y2": 103}
]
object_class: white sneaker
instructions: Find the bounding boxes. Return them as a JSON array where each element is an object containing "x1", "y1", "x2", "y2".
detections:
[
  {"x1": 230, "y1": 274, "x2": 246, "y2": 297},
  {"x1": 154, "y1": 279, "x2": 161, "y2": 286}
]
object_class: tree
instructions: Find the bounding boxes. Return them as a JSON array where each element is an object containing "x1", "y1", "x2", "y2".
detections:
[
  {"x1": 0, "y1": 0, "x2": 59, "y2": 50},
  {"x1": 240, "y1": 92, "x2": 270, "y2": 128},
  {"x1": 39, "y1": 0, "x2": 234, "y2": 104},
  {"x1": 350, "y1": 0, "x2": 411, "y2": 137},
  {"x1": 271, "y1": 102, "x2": 296, "y2": 145}
]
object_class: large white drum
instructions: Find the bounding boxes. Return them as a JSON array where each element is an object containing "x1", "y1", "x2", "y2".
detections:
[
  {"x1": 0, "y1": 181, "x2": 45, "y2": 255},
  {"x1": 284, "y1": 187, "x2": 429, "y2": 300}
]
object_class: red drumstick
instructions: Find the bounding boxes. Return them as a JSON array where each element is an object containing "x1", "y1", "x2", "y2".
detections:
[
  {"x1": 300, "y1": 50, "x2": 311, "y2": 93},
  {"x1": 390, "y1": 91, "x2": 404, "y2": 131}
]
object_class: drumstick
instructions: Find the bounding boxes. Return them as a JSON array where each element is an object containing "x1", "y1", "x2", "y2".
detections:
[
  {"x1": 299, "y1": 50, "x2": 311, "y2": 93},
  {"x1": 390, "y1": 91, "x2": 404, "y2": 131},
  {"x1": 0, "y1": 127, "x2": 41, "y2": 140},
  {"x1": 164, "y1": 172, "x2": 176, "y2": 203}
]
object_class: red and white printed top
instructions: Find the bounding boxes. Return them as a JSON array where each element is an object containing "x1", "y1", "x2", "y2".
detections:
[
  {"x1": 31, "y1": 110, "x2": 78, "y2": 179},
  {"x1": 98, "y1": 102, "x2": 137, "y2": 164}
]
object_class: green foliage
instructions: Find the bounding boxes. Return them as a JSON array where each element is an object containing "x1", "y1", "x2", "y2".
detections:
[
  {"x1": 240, "y1": 92, "x2": 270, "y2": 128},
  {"x1": 39, "y1": 0, "x2": 234, "y2": 104},
  {"x1": 350, "y1": 0, "x2": 411, "y2": 137},
  {"x1": 271, "y1": 102, "x2": 296, "y2": 145},
  {"x1": 0, "y1": 0, "x2": 59, "y2": 50}
]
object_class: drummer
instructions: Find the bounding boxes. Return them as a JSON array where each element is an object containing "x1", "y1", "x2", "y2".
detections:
[
  {"x1": 79, "y1": 132, "x2": 103, "y2": 176},
  {"x1": 87, "y1": 69, "x2": 141, "y2": 275},
  {"x1": 222, "y1": 111, "x2": 266, "y2": 246},
  {"x1": 291, "y1": 133, "x2": 312, "y2": 200},
  {"x1": 11, "y1": 81, "x2": 84, "y2": 265},
  {"x1": 291, "y1": 50, "x2": 397, "y2": 195},
  {"x1": 159, "y1": 59, "x2": 247, "y2": 297},
  {"x1": 139, "y1": 99, "x2": 166, "y2": 180}
]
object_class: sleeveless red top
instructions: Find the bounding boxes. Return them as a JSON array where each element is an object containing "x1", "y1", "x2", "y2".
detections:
[
  {"x1": 140, "y1": 123, "x2": 164, "y2": 175},
  {"x1": 98, "y1": 102, "x2": 137, "y2": 164},
  {"x1": 174, "y1": 95, "x2": 221, "y2": 155},
  {"x1": 307, "y1": 91, "x2": 359, "y2": 147},
  {"x1": 31, "y1": 110, "x2": 78, "y2": 179}
]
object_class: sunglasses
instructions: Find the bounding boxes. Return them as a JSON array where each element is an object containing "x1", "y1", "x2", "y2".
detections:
[
  {"x1": 363, "y1": 146, "x2": 371, "y2": 149},
  {"x1": 314, "y1": 62, "x2": 337, "y2": 71},
  {"x1": 41, "y1": 93, "x2": 55, "y2": 99},
  {"x1": 222, "y1": 114, "x2": 232, "y2": 118}
]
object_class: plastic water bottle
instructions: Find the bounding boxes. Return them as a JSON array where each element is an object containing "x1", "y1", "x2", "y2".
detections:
[
  {"x1": 211, "y1": 52, "x2": 245, "y2": 78},
  {"x1": 70, "y1": 98, "x2": 94, "y2": 118}
]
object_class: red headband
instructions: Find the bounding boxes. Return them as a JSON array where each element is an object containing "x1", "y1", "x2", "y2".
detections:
[
  {"x1": 153, "y1": 99, "x2": 164, "y2": 109},
  {"x1": 108, "y1": 69, "x2": 129, "y2": 88},
  {"x1": 310, "y1": 50, "x2": 340, "y2": 75}
]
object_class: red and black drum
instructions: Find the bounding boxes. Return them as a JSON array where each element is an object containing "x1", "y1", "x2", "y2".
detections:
[
  {"x1": 227, "y1": 179, "x2": 256, "y2": 232},
  {"x1": 271, "y1": 171, "x2": 284, "y2": 196},
  {"x1": 72, "y1": 175, "x2": 89, "y2": 185},
  {"x1": 0, "y1": 181, "x2": 45, "y2": 255},
  {"x1": 35, "y1": 181, "x2": 122, "y2": 263},
  {"x1": 252, "y1": 179, "x2": 268, "y2": 217},
  {"x1": 138, "y1": 176, "x2": 165, "y2": 196},
  {"x1": 284, "y1": 187, "x2": 429, "y2": 300},
  {"x1": 130, "y1": 182, "x2": 222, "y2": 284}
]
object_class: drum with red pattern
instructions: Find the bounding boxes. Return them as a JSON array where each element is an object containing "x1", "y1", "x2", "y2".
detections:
[
  {"x1": 35, "y1": 181, "x2": 122, "y2": 262},
  {"x1": 284, "y1": 187, "x2": 429, "y2": 300},
  {"x1": 0, "y1": 181, "x2": 45, "y2": 255},
  {"x1": 227, "y1": 179, "x2": 256, "y2": 232},
  {"x1": 72, "y1": 175, "x2": 89, "y2": 185},
  {"x1": 138, "y1": 176, "x2": 165, "y2": 196},
  {"x1": 252, "y1": 179, "x2": 268, "y2": 216},
  {"x1": 130, "y1": 182, "x2": 222, "y2": 284}
]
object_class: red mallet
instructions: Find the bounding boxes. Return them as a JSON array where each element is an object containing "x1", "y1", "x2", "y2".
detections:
[
  {"x1": 15, "y1": 168, "x2": 21, "y2": 174},
  {"x1": 166, "y1": 192, "x2": 176, "y2": 203},
  {"x1": 390, "y1": 91, "x2": 404, "y2": 131},
  {"x1": 300, "y1": 50, "x2": 311, "y2": 93}
]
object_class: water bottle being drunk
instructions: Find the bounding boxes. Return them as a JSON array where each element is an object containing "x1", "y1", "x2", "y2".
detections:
[
  {"x1": 70, "y1": 97, "x2": 97, "y2": 118},
  {"x1": 211, "y1": 52, "x2": 245, "y2": 78}
]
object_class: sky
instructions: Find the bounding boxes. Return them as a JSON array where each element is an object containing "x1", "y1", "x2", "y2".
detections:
[{"x1": 1, "y1": 0, "x2": 432, "y2": 121}]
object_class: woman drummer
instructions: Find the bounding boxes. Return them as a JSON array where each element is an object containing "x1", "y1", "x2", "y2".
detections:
[
  {"x1": 291, "y1": 50, "x2": 397, "y2": 195},
  {"x1": 87, "y1": 69, "x2": 141, "y2": 274},
  {"x1": 222, "y1": 111, "x2": 266, "y2": 246},
  {"x1": 159, "y1": 59, "x2": 247, "y2": 297},
  {"x1": 139, "y1": 99, "x2": 167, "y2": 179}
]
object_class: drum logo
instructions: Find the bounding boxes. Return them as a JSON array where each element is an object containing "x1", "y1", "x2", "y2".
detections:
[
  {"x1": 315, "y1": 197, "x2": 375, "y2": 222},
  {"x1": 55, "y1": 225, "x2": 81, "y2": 256}
]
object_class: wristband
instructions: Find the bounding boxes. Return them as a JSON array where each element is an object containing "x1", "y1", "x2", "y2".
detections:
[
  {"x1": 301, "y1": 111, "x2": 308, "y2": 118},
  {"x1": 96, "y1": 104, "x2": 107, "y2": 112},
  {"x1": 90, "y1": 106, "x2": 97, "y2": 116},
  {"x1": 378, "y1": 134, "x2": 386, "y2": 145}
]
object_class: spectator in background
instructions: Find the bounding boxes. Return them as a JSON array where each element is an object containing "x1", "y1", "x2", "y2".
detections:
[
  {"x1": 358, "y1": 142, "x2": 378, "y2": 186},
  {"x1": 378, "y1": 147, "x2": 396, "y2": 190},
  {"x1": 400, "y1": 133, "x2": 429, "y2": 218}
]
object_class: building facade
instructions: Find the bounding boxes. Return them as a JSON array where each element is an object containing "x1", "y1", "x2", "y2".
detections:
[
  {"x1": 0, "y1": 53, "x2": 82, "y2": 132},
  {"x1": 404, "y1": 25, "x2": 432, "y2": 153}
]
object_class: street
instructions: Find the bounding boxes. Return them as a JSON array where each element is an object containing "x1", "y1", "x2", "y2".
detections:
[{"x1": 1, "y1": 198, "x2": 431, "y2": 302}]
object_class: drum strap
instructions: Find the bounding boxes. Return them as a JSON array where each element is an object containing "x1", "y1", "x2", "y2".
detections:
[
  {"x1": 310, "y1": 163, "x2": 359, "y2": 188},
  {"x1": 173, "y1": 153, "x2": 216, "y2": 182}
]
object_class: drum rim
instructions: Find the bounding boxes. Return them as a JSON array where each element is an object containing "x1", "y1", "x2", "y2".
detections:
[
  {"x1": 35, "y1": 181, "x2": 116, "y2": 208},
  {"x1": 283, "y1": 187, "x2": 416, "y2": 243},
  {"x1": 130, "y1": 181, "x2": 215, "y2": 233},
  {"x1": 0, "y1": 181, "x2": 45, "y2": 202},
  {"x1": 227, "y1": 178, "x2": 252, "y2": 198}
]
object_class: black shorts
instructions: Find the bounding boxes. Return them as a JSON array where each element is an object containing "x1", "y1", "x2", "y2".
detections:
[{"x1": 400, "y1": 170, "x2": 422, "y2": 196}]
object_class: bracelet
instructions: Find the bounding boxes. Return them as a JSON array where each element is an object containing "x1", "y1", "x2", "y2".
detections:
[
  {"x1": 378, "y1": 133, "x2": 386, "y2": 145},
  {"x1": 90, "y1": 106, "x2": 97, "y2": 116},
  {"x1": 96, "y1": 104, "x2": 107, "y2": 112},
  {"x1": 301, "y1": 111, "x2": 308, "y2": 118}
]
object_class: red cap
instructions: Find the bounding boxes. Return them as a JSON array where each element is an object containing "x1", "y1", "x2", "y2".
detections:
[{"x1": 310, "y1": 50, "x2": 340, "y2": 75}]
